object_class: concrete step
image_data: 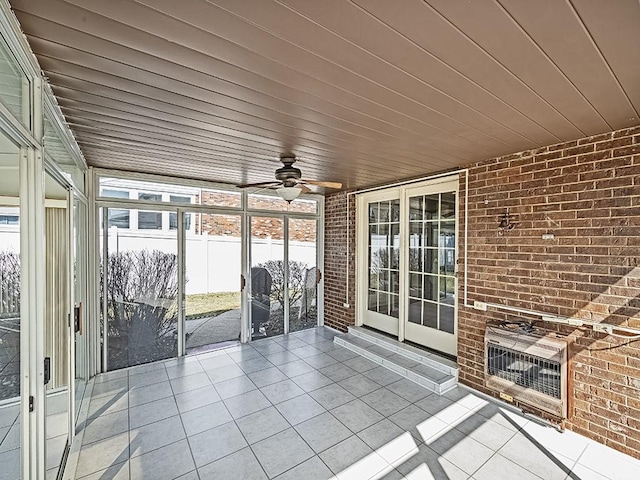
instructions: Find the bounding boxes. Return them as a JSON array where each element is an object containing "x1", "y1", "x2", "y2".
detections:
[{"x1": 333, "y1": 326, "x2": 458, "y2": 395}]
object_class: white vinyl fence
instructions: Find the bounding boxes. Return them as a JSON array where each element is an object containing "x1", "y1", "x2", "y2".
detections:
[{"x1": 105, "y1": 227, "x2": 316, "y2": 294}]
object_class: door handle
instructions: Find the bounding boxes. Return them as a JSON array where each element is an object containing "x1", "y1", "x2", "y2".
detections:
[
  {"x1": 44, "y1": 357, "x2": 51, "y2": 385},
  {"x1": 240, "y1": 274, "x2": 246, "y2": 291},
  {"x1": 316, "y1": 269, "x2": 322, "y2": 285}
]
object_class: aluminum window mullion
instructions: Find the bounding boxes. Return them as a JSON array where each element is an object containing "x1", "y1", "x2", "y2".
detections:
[
  {"x1": 177, "y1": 210, "x2": 185, "y2": 356},
  {"x1": 101, "y1": 207, "x2": 109, "y2": 372},
  {"x1": 284, "y1": 217, "x2": 290, "y2": 335}
]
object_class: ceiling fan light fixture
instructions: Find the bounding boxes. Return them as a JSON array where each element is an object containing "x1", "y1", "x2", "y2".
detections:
[{"x1": 276, "y1": 186, "x2": 302, "y2": 203}]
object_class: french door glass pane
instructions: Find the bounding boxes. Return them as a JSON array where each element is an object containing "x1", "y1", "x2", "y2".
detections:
[
  {"x1": 44, "y1": 172, "x2": 70, "y2": 479},
  {"x1": 0, "y1": 134, "x2": 20, "y2": 479},
  {"x1": 289, "y1": 218, "x2": 318, "y2": 333},
  {"x1": 250, "y1": 217, "x2": 284, "y2": 338},
  {"x1": 185, "y1": 214, "x2": 241, "y2": 352},
  {"x1": 103, "y1": 208, "x2": 178, "y2": 369},
  {"x1": 407, "y1": 192, "x2": 456, "y2": 333},
  {"x1": 367, "y1": 199, "x2": 400, "y2": 318}
]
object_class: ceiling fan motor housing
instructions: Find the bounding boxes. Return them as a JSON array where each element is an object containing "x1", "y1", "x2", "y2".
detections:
[{"x1": 275, "y1": 164, "x2": 302, "y2": 183}]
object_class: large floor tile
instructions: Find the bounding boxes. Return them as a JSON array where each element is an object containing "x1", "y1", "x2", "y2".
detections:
[
  {"x1": 223, "y1": 389, "x2": 271, "y2": 419},
  {"x1": 128, "y1": 381, "x2": 173, "y2": 407},
  {"x1": 453, "y1": 413, "x2": 516, "y2": 451},
  {"x1": 309, "y1": 383, "x2": 356, "y2": 410},
  {"x1": 342, "y1": 356, "x2": 378, "y2": 373},
  {"x1": 260, "y1": 379, "x2": 304, "y2": 404},
  {"x1": 236, "y1": 357, "x2": 274, "y2": 374},
  {"x1": 82, "y1": 410, "x2": 129, "y2": 445},
  {"x1": 129, "y1": 415, "x2": 186, "y2": 458},
  {"x1": 180, "y1": 401, "x2": 232, "y2": 436},
  {"x1": 129, "y1": 395, "x2": 179, "y2": 429},
  {"x1": 338, "y1": 374, "x2": 383, "y2": 397},
  {"x1": 358, "y1": 418, "x2": 407, "y2": 451},
  {"x1": 214, "y1": 375, "x2": 257, "y2": 400},
  {"x1": 330, "y1": 399, "x2": 384, "y2": 433},
  {"x1": 129, "y1": 439, "x2": 195, "y2": 480},
  {"x1": 76, "y1": 432, "x2": 130, "y2": 478},
  {"x1": 248, "y1": 366, "x2": 288, "y2": 387},
  {"x1": 277, "y1": 359, "x2": 316, "y2": 378},
  {"x1": 175, "y1": 385, "x2": 221, "y2": 413},
  {"x1": 387, "y1": 378, "x2": 432, "y2": 403},
  {"x1": 273, "y1": 455, "x2": 334, "y2": 480},
  {"x1": 197, "y1": 447, "x2": 267, "y2": 480},
  {"x1": 0, "y1": 449, "x2": 20, "y2": 480},
  {"x1": 251, "y1": 428, "x2": 315, "y2": 478},
  {"x1": 275, "y1": 394, "x2": 325, "y2": 425},
  {"x1": 302, "y1": 352, "x2": 339, "y2": 369},
  {"x1": 76, "y1": 461, "x2": 129, "y2": 480},
  {"x1": 360, "y1": 388, "x2": 410, "y2": 417},
  {"x1": 262, "y1": 351, "x2": 300, "y2": 366},
  {"x1": 578, "y1": 442, "x2": 640, "y2": 480},
  {"x1": 226, "y1": 347, "x2": 263, "y2": 363},
  {"x1": 188, "y1": 421, "x2": 247, "y2": 467},
  {"x1": 388, "y1": 404, "x2": 432, "y2": 443},
  {"x1": 129, "y1": 369, "x2": 169, "y2": 388},
  {"x1": 473, "y1": 453, "x2": 540, "y2": 480},
  {"x1": 429, "y1": 428, "x2": 497, "y2": 476},
  {"x1": 395, "y1": 443, "x2": 468, "y2": 480},
  {"x1": 361, "y1": 366, "x2": 403, "y2": 386},
  {"x1": 87, "y1": 392, "x2": 129, "y2": 418},
  {"x1": 291, "y1": 370, "x2": 334, "y2": 392},
  {"x1": 169, "y1": 371, "x2": 212, "y2": 395},
  {"x1": 319, "y1": 435, "x2": 388, "y2": 480},
  {"x1": 497, "y1": 431, "x2": 573, "y2": 480},
  {"x1": 295, "y1": 412, "x2": 352, "y2": 453},
  {"x1": 235, "y1": 406, "x2": 290, "y2": 444},
  {"x1": 165, "y1": 361, "x2": 204, "y2": 380},
  {"x1": 318, "y1": 363, "x2": 358, "y2": 382},
  {"x1": 326, "y1": 347, "x2": 360, "y2": 362},
  {"x1": 206, "y1": 363, "x2": 245, "y2": 384}
]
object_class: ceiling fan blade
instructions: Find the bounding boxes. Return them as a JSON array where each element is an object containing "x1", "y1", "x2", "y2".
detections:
[
  {"x1": 236, "y1": 181, "x2": 280, "y2": 189},
  {"x1": 298, "y1": 184, "x2": 312, "y2": 194},
  {"x1": 301, "y1": 179, "x2": 343, "y2": 189}
]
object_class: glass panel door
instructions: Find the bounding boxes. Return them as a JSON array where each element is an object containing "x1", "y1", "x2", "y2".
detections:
[
  {"x1": 359, "y1": 191, "x2": 401, "y2": 336},
  {"x1": 73, "y1": 198, "x2": 88, "y2": 419},
  {"x1": 0, "y1": 132, "x2": 21, "y2": 480},
  {"x1": 288, "y1": 218, "x2": 318, "y2": 333},
  {"x1": 184, "y1": 212, "x2": 242, "y2": 352},
  {"x1": 44, "y1": 171, "x2": 72, "y2": 479},
  {"x1": 249, "y1": 216, "x2": 284, "y2": 338},
  {"x1": 404, "y1": 180, "x2": 458, "y2": 356},
  {"x1": 102, "y1": 207, "x2": 178, "y2": 370}
]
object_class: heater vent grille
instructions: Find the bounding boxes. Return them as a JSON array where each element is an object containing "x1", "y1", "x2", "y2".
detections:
[
  {"x1": 487, "y1": 344, "x2": 561, "y2": 398},
  {"x1": 484, "y1": 326, "x2": 568, "y2": 418}
]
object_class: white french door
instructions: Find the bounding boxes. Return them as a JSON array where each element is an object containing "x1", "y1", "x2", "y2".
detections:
[
  {"x1": 403, "y1": 179, "x2": 458, "y2": 356},
  {"x1": 357, "y1": 177, "x2": 458, "y2": 357},
  {"x1": 358, "y1": 189, "x2": 401, "y2": 336}
]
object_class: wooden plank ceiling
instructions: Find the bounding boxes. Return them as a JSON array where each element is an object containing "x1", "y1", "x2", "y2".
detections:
[{"x1": 9, "y1": 0, "x2": 640, "y2": 192}]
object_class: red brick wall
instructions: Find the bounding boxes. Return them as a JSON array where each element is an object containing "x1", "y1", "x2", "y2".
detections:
[
  {"x1": 323, "y1": 124, "x2": 640, "y2": 459},
  {"x1": 194, "y1": 191, "x2": 317, "y2": 241},
  {"x1": 323, "y1": 192, "x2": 356, "y2": 331},
  {"x1": 460, "y1": 125, "x2": 640, "y2": 459}
]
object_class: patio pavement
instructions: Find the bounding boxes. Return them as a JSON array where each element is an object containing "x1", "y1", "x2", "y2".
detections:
[
  {"x1": 186, "y1": 309, "x2": 241, "y2": 350},
  {"x1": 68, "y1": 327, "x2": 640, "y2": 480}
]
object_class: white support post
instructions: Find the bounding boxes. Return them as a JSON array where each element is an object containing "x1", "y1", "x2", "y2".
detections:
[{"x1": 177, "y1": 210, "x2": 185, "y2": 356}]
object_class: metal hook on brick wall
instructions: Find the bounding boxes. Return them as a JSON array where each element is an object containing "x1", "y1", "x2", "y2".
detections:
[{"x1": 499, "y1": 209, "x2": 515, "y2": 233}]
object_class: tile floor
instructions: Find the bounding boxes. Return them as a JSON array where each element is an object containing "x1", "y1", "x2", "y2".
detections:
[{"x1": 71, "y1": 327, "x2": 640, "y2": 480}]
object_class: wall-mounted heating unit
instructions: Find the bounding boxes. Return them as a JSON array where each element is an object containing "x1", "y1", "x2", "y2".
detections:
[{"x1": 485, "y1": 326, "x2": 568, "y2": 418}]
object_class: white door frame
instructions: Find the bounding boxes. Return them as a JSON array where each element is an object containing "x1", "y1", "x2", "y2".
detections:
[{"x1": 356, "y1": 175, "x2": 459, "y2": 356}]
